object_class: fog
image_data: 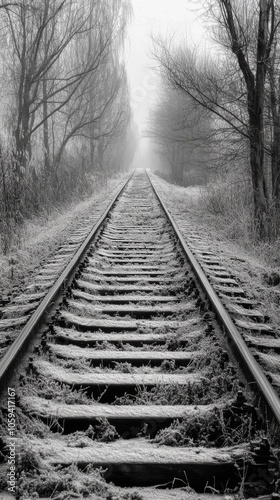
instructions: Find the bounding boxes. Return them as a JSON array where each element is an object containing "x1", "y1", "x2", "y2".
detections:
[{"x1": 125, "y1": 0, "x2": 209, "y2": 171}]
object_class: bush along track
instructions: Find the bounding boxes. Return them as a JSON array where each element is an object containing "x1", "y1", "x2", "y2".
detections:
[{"x1": 0, "y1": 170, "x2": 279, "y2": 499}]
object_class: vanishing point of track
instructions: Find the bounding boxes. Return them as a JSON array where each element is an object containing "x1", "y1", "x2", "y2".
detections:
[{"x1": 0, "y1": 170, "x2": 280, "y2": 498}]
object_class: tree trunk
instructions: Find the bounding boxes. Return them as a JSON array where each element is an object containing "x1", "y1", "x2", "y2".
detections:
[
  {"x1": 271, "y1": 125, "x2": 280, "y2": 201},
  {"x1": 220, "y1": 0, "x2": 272, "y2": 238},
  {"x1": 15, "y1": 79, "x2": 31, "y2": 175},
  {"x1": 250, "y1": 137, "x2": 268, "y2": 235},
  {"x1": 171, "y1": 144, "x2": 183, "y2": 185},
  {"x1": 248, "y1": 0, "x2": 270, "y2": 235},
  {"x1": 249, "y1": 114, "x2": 269, "y2": 236},
  {"x1": 43, "y1": 78, "x2": 51, "y2": 173},
  {"x1": 270, "y1": 70, "x2": 280, "y2": 202},
  {"x1": 90, "y1": 138, "x2": 95, "y2": 166},
  {"x1": 97, "y1": 138, "x2": 104, "y2": 171}
]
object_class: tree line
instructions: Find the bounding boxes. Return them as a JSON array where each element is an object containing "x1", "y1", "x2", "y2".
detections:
[
  {"x1": 149, "y1": 0, "x2": 280, "y2": 239},
  {"x1": 0, "y1": 0, "x2": 135, "y2": 252}
]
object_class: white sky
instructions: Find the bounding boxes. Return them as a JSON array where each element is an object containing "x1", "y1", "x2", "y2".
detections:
[{"x1": 125, "y1": 0, "x2": 209, "y2": 134}]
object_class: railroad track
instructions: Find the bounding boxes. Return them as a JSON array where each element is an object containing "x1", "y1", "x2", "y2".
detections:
[{"x1": 0, "y1": 170, "x2": 279, "y2": 499}]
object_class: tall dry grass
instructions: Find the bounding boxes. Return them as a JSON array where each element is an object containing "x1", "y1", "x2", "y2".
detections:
[
  {"x1": 0, "y1": 150, "x2": 110, "y2": 256},
  {"x1": 199, "y1": 176, "x2": 280, "y2": 266}
]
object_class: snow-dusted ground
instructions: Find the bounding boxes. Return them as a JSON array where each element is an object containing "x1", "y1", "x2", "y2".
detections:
[
  {"x1": 1, "y1": 492, "x2": 235, "y2": 500},
  {"x1": 150, "y1": 174, "x2": 280, "y2": 331},
  {"x1": 0, "y1": 175, "x2": 128, "y2": 302},
  {"x1": 1, "y1": 492, "x2": 234, "y2": 500},
  {"x1": 0, "y1": 174, "x2": 130, "y2": 359}
]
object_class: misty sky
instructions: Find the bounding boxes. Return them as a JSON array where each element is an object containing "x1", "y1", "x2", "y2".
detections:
[
  {"x1": 125, "y1": 0, "x2": 209, "y2": 169},
  {"x1": 126, "y1": 0, "x2": 208, "y2": 133}
]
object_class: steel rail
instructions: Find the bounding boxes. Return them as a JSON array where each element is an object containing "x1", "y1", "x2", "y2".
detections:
[
  {"x1": 0, "y1": 171, "x2": 134, "y2": 390},
  {"x1": 147, "y1": 171, "x2": 280, "y2": 426}
]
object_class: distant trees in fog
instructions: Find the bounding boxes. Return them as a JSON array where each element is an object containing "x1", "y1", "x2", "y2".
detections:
[{"x1": 147, "y1": 83, "x2": 214, "y2": 186}]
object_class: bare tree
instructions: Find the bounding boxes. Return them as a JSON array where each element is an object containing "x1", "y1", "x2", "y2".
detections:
[
  {"x1": 267, "y1": 12, "x2": 280, "y2": 202},
  {"x1": 0, "y1": 0, "x2": 133, "y2": 245},
  {"x1": 0, "y1": 0, "x2": 132, "y2": 174},
  {"x1": 151, "y1": 0, "x2": 279, "y2": 236}
]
